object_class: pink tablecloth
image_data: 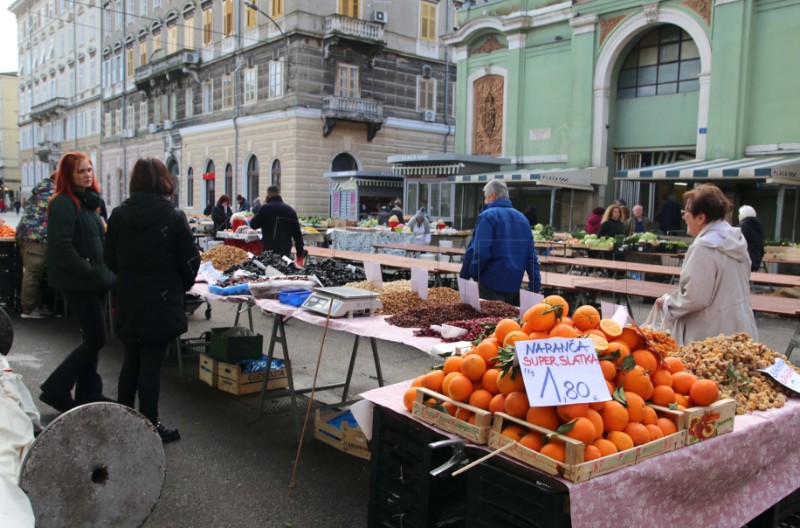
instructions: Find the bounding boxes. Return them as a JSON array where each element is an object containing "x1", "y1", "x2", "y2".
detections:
[{"x1": 361, "y1": 382, "x2": 800, "y2": 528}]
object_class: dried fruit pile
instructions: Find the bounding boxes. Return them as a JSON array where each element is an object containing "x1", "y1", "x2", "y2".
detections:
[
  {"x1": 388, "y1": 300, "x2": 517, "y2": 328},
  {"x1": 414, "y1": 317, "x2": 504, "y2": 342},
  {"x1": 201, "y1": 245, "x2": 249, "y2": 270},
  {"x1": 668, "y1": 333, "x2": 798, "y2": 414}
]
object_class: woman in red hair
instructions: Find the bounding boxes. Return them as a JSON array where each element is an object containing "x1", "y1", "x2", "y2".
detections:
[{"x1": 40, "y1": 151, "x2": 116, "y2": 413}]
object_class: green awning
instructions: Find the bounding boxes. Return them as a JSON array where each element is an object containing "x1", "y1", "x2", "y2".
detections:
[{"x1": 615, "y1": 155, "x2": 800, "y2": 185}]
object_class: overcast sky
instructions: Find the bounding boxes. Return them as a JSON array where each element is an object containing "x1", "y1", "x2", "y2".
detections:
[{"x1": 0, "y1": 0, "x2": 18, "y2": 73}]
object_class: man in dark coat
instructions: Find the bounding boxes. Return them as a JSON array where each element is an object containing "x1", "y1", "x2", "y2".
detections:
[
  {"x1": 658, "y1": 195, "x2": 683, "y2": 235},
  {"x1": 389, "y1": 199, "x2": 404, "y2": 221},
  {"x1": 236, "y1": 194, "x2": 250, "y2": 212},
  {"x1": 249, "y1": 186, "x2": 304, "y2": 259},
  {"x1": 738, "y1": 205, "x2": 764, "y2": 272},
  {"x1": 376, "y1": 202, "x2": 392, "y2": 225}
]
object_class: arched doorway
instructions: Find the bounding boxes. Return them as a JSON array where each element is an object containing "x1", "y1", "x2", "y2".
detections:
[
  {"x1": 225, "y1": 163, "x2": 233, "y2": 197},
  {"x1": 331, "y1": 152, "x2": 357, "y2": 172},
  {"x1": 246, "y1": 156, "x2": 259, "y2": 202},
  {"x1": 167, "y1": 158, "x2": 180, "y2": 206},
  {"x1": 204, "y1": 160, "x2": 215, "y2": 211},
  {"x1": 271, "y1": 159, "x2": 281, "y2": 190}
]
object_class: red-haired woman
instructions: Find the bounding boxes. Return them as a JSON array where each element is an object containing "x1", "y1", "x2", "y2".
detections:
[{"x1": 40, "y1": 152, "x2": 116, "y2": 413}]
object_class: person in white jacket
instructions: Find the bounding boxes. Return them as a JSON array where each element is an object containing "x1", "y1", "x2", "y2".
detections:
[
  {"x1": 655, "y1": 184, "x2": 757, "y2": 346},
  {"x1": 409, "y1": 210, "x2": 431, "y2": 244}
]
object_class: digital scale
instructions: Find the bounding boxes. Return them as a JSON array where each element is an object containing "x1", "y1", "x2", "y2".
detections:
[{"x1": 301, "y1": 286, "x2": 382, "y2": 318}]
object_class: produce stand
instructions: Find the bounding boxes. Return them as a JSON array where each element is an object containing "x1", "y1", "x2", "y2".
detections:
[
  {"x1": 360, "y1": 381, "x2": 800, "y2": 528},
  {"x1": 328, "y1": 228, "x2": 416, "y2": 254}
]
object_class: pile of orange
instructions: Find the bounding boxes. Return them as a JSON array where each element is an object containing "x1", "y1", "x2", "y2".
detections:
[{"x1": 402, "y1": 297, "x2": 721, "y2": 464}]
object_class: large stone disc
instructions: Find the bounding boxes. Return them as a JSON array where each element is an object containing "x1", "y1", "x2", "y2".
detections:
[
  {"x1": 19, "y1": 402, "x2": 166, "y2": 528},
  {"x1": 0, "y1": 306, "x2": 12, "y2": 355}
]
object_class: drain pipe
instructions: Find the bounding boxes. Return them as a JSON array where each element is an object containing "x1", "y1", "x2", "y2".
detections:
[
  {"x1": 233, "y1": 5, "x2": 242, "y2": 201},
  {"x1": 442, "y1": 0, "x2": 452, "y2": 152}
]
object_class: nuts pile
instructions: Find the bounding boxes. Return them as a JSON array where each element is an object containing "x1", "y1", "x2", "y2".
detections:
[
  {"x1": 343, "y1": 281, "x2": 382, "y2": 293},
  {"x1": 379, "y1": 291, "x2": 425, "y2": 315},
  {"x1": 201, "y1": 245, "x2": 249, "y2": 271},
  {"x1": 668, "y1": 333, "x2": 799, "y2": 414}
]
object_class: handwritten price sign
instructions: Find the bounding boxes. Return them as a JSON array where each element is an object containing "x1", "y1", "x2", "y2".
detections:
[
  {"x1": 515, "y1": 338, "x2": 611, "y2": 407},
  {"x1": 758, "y1": 359, "x2": 800, "y2": 394}
]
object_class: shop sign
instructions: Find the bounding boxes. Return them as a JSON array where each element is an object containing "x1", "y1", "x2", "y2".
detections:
[{"x1": 202, "y1": 172, "x2": 216, "y2": 180}]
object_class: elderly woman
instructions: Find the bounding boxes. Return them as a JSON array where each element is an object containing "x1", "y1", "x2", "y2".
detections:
[
  {"x1": 409, "y1": 209, "x2": 431, "y2": 244},
  {"x1": 656, "y1": 184, "x2": 757, "y2": 345}
]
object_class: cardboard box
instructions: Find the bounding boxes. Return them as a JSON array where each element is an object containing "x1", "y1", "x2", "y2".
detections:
[
  {"x1": 210, "y1": 327, "x2": 264, "y2": 363},
  {"x1": 314, "y1": 409, "x2": 371, "y2": 461},
  {"x1": 216, "y1": 359, "x2": 288, "y2": 395},
  {"x1": 411, "y1": 387, "x2": 492, "y2": 445},
  {"x1": 199, "y1": 354, "x2": 217, "y2": 387}
]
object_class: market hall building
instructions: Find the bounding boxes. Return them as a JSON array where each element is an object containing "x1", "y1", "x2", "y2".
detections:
[{"x1": 393, "y1": 0, "x2": 800, "y2": 239}]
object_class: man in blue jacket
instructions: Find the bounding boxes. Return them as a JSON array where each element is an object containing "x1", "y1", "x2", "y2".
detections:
[{"x1": 459, "y1": 180, "x2": 541, "y2": 305}]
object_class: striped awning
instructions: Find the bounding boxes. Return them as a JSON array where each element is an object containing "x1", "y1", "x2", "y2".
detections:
[
  {"x1": 448, "y1": 167, "x2": 606, "y2": 191},
  {"x1": 392, "y1": 163, "x2": 464, "y2": 176},
  {"x1": 333, "y1": 177, "x2": 402, "y2": 191},
  {"x1": 615, "y1": 156, "x2": 800, "y2": 185}
]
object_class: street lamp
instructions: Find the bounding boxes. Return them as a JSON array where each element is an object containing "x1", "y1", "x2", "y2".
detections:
[{"x1": 242, "y1": 1, "x2": 288, "y2": 45}]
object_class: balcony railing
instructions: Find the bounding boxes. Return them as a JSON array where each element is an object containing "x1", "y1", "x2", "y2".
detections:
[
  {"x1": 321, "y1": 95, "x2": 384, "y2": 141},
  {"x1": 30, "y1": 97, "x2": 68, "y2": 120},
  {"x1": 134, "y1": 49, "x2": 201, "y2": 89},
  {"x1": 323, "y1": 15, "x2": 385, "y2": 45}
]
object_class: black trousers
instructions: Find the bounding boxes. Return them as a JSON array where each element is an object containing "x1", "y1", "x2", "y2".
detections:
[
  {"x1": 479, "y1": 283, "x2": 520, "y2": 307},
  {"x1": 41, "y1": 290, "x2": 107, "y2": 402},
  {"x1": 117, "y1": 340, "x2": 168, "y2": 423}
]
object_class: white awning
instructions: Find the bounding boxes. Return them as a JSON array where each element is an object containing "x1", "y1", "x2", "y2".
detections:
[
  {"x1": 448, "y1": 167, "x2": 607, "y2": 191},
  {"x1": 615, "y1": 155, "x2": 800, "y2": 185},
  {"x1": 392, "y1": 163, "x2": 464, "y2": 176}
]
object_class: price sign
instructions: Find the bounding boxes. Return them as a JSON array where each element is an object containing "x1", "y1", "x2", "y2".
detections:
[
  {"x1": 519, "y1": 290, "x2": 544, "y2": 318},
  {"x1": 758, "y1": 359, "x2": 800, "y2": 394},
  {"x1": 363, "y1": 261, "x2": 383, "y2": 289},
  {"x1": 411, "y1": 267, "x2": 428, "y2": 301},
  {"x1": 515, "y1": 338, "x2": 612, "y2": 406}
]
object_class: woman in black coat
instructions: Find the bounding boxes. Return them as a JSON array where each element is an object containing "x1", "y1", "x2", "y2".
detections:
[
  {"x1": 597, "y1": 204, "x2": 625, "y2": 238},
  {"x1": 211, "y1": 194, "x2": 233, "y2": 234},
  {"x1": 105, "y1": 158, "x2": 200, "y2": 442}
]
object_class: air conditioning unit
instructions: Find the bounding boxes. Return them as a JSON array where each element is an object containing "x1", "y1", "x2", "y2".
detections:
[
  {"x1": 124, "y1": 129, "x2": 135, "y2": 138},
  {"x1": 422, "y1": 110, "x2": 436, "y2": 122},
  {"x1": 182, "y1": 51, "x2": 200, "y2": 64},
  {"x1": 147, "y1": 123, "x2": 158, "y2": 134},
  {"x1": 372, "y1": 10, "x2": 387, "y2": 24},
  {"x1": 163, "y1": 119, "x2": 173, "y2": 130},
  {"x1": 422, "y1": 65, "x2": 432, "y2": 79}
]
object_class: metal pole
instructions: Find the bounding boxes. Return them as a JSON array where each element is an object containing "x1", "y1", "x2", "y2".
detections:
[
  {"x1": 549, "y1": 187, "x2": 556, "y2": 226},
  {"x1": 792, "y1": 186, "x2": 798, "y2": 242},
  {"x1": 775, "y1": 186, "x2": 785, "y2": 240}
]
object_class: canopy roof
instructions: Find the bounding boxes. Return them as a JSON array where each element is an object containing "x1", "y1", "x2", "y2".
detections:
[{"x1": 615, "y1": 155, "x2": 800, "y2": 185}]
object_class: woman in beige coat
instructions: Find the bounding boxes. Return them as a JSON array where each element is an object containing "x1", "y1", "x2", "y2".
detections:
[{"x1": 655, "y1": 184, "x2": 757, "y2": 346}]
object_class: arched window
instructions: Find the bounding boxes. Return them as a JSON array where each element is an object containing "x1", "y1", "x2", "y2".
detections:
[
  {"x1": 246, "y1": 156, "x2": 259, "y2": 202},
  {"x1": 271, "y1": 159, "x2": 281, "y2": 190},
  {"x1": 331, "y1": 152, "x2": 357, "y2": 172},
  {"x1": 187, "y1": 167, "x2": 194, "y2": 207},
  {"x1": 617, "y1": 25, "x2": 700, "y2": 99},
  {"x1": 204, "y1": 160, "x2": 215, "y2": 209},
  {"x1": 167, "y1": 158, "x2": 180, "y2": 206},
  {"x1": 225, "y1": 163, "x2": 232, "y2": 196},
  {"x1": 116, "y1": 168, "x2": 125, "y2": 206}
]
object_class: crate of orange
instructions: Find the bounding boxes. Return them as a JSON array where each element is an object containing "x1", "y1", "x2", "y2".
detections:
[{"x1": 411, "y1": 387, "x2": 493, "y2": 444}]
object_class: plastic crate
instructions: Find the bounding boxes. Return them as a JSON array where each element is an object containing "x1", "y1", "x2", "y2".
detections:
[
  {"x1": 209, "y1": 327, "x2": 263, "y2": 362},
  {"x1": 278, "y1": 289, "x2": 313, "y2": 307},
  {"x1": 223, "y1": 238, "x2": 262, "y2": 255},
  {"x1": 368, "y1": 406, "x2": 467, "y2": 528}
]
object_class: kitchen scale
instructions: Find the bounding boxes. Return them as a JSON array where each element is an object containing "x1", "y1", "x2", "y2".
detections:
[{"x1": 301, "y1": 286, "x2": 382, "y2": 318}]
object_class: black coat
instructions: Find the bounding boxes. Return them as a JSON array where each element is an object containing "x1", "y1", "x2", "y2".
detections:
[
  {"x1": 739, "y1": 217, "x2": 765, "y2": 271},
  {"x1": 659, "y1": 199, "x2": 683, "y2": 234},
  {"x1": 598, "y1": 219, "x2": 625, "y2": 238},
  {"x1": 105, "y1": 193, "x2": 200, "y2": 345},
  {"x1": 376, "y1": 207, "x2": 391, "y2": 226},
  {"x1": 211, "y1": 204, "x2": 232, "y2": 233},
  {"x1": 249, "y1": 196, "x2": 304, "y2": 258}
]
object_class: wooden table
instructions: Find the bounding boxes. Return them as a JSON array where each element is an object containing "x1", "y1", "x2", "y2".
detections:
[{"x1": 373, "y1": 243, "x2": 466, "y2": 256}]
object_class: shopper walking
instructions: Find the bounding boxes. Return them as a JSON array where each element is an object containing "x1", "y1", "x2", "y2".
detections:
[
  {"x1": 105, "y1": 158, "x2": 200, "y2": 442},
  {"x1": 40, "y1": 152, "x2": 116, "y2": 413},
  {"x1": 738, "y1": 205, "x2": 765, "y2": 272},
  {"x1": 250, "y1": 186, "x2": 304, "y2": 259},
  {"x1": 16, "y1": 173, "x2": 56, "y2": 319}
]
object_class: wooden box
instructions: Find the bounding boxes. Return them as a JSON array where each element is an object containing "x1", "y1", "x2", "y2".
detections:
[
  {"x1": 314, "y1": 409, "x2": 371, "y2": 461},
  {"x1": 411, "y1": 387, "x2": 493, "y2": 445},
  {"x1": 216, "y1": 360, "x2": 288, "y2": 396},
  {"x1": 199, "y1": 354, "x2": 217, "y2": 387},
  {"x1": 669, "y1": 398, "x2": 736, "y2": 445}
]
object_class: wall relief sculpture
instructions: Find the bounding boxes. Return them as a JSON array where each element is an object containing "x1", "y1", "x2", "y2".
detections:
[
  {"x1": 473, "y1": 75, "x2": 504, "y2": 157},
  {"x1": 471, "y1": 35, "x2": 506, "y2": 56}
]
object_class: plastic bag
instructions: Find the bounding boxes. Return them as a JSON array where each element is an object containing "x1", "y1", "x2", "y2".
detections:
[
  {"x1": 430, "y1": 324, "x2": 468, "y2": 339},
  {"x1": 643, "y1": 302, "x2": 667, "y2": 331}
]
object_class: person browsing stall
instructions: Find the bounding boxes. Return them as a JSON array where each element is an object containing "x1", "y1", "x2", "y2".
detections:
[
  {"x1": 408, "y1": 209, "x2": 431, "y2": 244},
  {"x1": 655, "y1": 184, "x2": 757, "y2": 345},
  {"x1": 249, "y1": 185, "x2": 304, "y2": 260},
  {"x1": 597, "y1": 204, "x2": 625, "y2": 238},
  {"x1": 211, "y1": 195, "x2": 233, "y2": 234},
  {"x1": 738, "y1": 205, "x2": 764, "y2": 272},
  {"x1": 625, "y1": 204, "x2": 655, "y2": 235},
  {"x1": 16, "y1": 172, "x2": 56, "y2": 319},
  {"x1": 459, "y1": 180, "x2": 541, "y2": 305}
]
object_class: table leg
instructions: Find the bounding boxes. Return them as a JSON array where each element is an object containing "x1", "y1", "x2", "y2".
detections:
[
  {"x1": 233, "y1": 299, "x2": 255, "y2": 333},
  {"x1": 370, "y1": 337, "x2": 384, "y2": 387},
  {"x1": 786, "y1": 325, "x2": 800, "y2": 361},
  {"x1": 341, "y1": 335, "x2": 361, "y2": 403},
  {"x1": 258, "y1": 314, "x2": 301, "y2": 438}
]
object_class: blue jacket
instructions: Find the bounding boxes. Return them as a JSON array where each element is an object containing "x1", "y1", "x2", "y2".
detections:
[{"x1": 459, "y1": 199, "x2": 541, "y2": 294}]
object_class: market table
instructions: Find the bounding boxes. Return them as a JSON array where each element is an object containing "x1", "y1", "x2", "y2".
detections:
[
  {"x1": 373, "y1": 243, "x2": 466, "y2": 257},
  {"x1": 360, "y1": 381, "x2": 800, "y2": 528}
]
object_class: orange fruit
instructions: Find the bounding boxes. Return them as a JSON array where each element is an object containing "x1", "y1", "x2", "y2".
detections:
[
  {"x1": 600, "y1": 361, "x2": 617, "y2": 381},
  {"x1": 522, "y1": 303, "x2": 557, "y2": 333},
  {"x1": 645, "y1": 424, "x2": 665, "y2": 441},
  {"x1": 455, "y1": 408, "x2": 473, "y2": 422},
  {"x1": 481, "y1": 368, "x2": 501, "y2": 395},
  {"x1": 599, "y1": 318, "x2": 623, "y2": 339},
  {"x1": 540, "y1": 441, "x2": 566, "y2": 463},
  {"x1": 543, "y1": 295, "x2": 570, "y2": 318},
  {"x1": 584, "y1": 333, "x2": 609, "y2": 353},
  {"x1": 441, "y1": 372, "x2": 461, "y2": 396},
  {"x1": 488, "y1": 393, "x2": 507, "y2": 413},
  {"x1": 461, "y1": 354, "x2": 487, "y2": 382},
  {"x1": 443, "y1": 356, "x2": 463, "y2": 374},
  {"x1": 583, "y1": 444, "x2": 602, "y2": 461},
  {"x1": 656, "y1": 417, "x2": 678, "y2": 436},
  {"x1": 528, "y1": 331, "x2": 550, "y2": 340},
  {"x1": 468, "y1": 389, "x2": 494, "y2": 411},
  {"x1": 504, "y1": 391, "x2": 530, "y2": 419},
  {"x1": 674, "y1": 393, "x2": 690, "y2": 408},
  {"x1": 497, "y1": 368, "x2": 526, "y2": 395},
  {"x1": 442, "y1": 402, "x2": 457, "y2": 415},
  {"x1": 421, "y1": 370, "x2": 445, "y2": 393},
  {"x1": 689, "y1": 379, "x2": 719, "y2": 406},
  {"x1": 624, "y1": 391, "x2": 646, "y2": 423},
  {"x1": 608, "y1": 340, "x2": 632, "y2": 367},
  {"x1": 642, "y1": 405, "x2": 658, "y2": 425},
  {"x1": 584, "y1": 409, "x2": 605, "y2": 440},
  {"x1": 549, "y1": 323, "x2": 579, "y2": 339},
  {"x1": 565, "y1": 417, "x2": 597, "y2": 445},
  {"x1": 607, "y1": 431, "x2": 635, "y2": 451},
  {"x1": 632, "y1": 350, "x2": 659, "y2": 372},
  {"x1": 651, "y1": 385, "x2": 677, "y2": 407},
  {"x1": 503, "y1": 330, "x2": 530, "y2": 348},
  {"x1": 557, "y1": 403, "x2": 589, "y2": 422},
  {"x1": 494, "y1": 319, "x2": 522, "y2": 344},
  {"x1": 573, "y1": 305, "x2": 601, "y2": 331},
  {"x1": 618, "y1": 327, "x2": 644, "y2": 351},
  {"x1": 623, "y1": 422, "x2": 651, "y2": 446},
  {"x1": 663, "y1": 357, "x2": 685, "y2": 374},
  {"x1": 411, "y1": 375, "x2": 425, "y2": 387},
  {"x1": 475, "y1": 340, "x2": 500, "y2": 366},
  {"x1": 447, "y1": 375, "x2": 473, "y2": 402},
  {"x1": 589, "y1": 400, "x2": 606, "y2": 412},
  {"x1": 650, "y1": 369, "x2": 673, "y2": 388},
  {"x1": 501, "y1": 425, "x2": 527, "y2": 441},
  {"x1": 519, "y1": 432, "x2": 544, "y2": 452},
  {"x1": 623, "y1": 366, "x2": 655, "y2": 400},
  {"x1": 600, "y1": 400, "x2": 629, "y2": 432},
  {"x1": 560, "y1": 316, "x2": 574, "y2": 327},
  {"x1": 525, "y1": 405, "x2": 560, "y2": 431},
  {"x1": 592, "y1": 438, "x2": 618, "y2": 457},
  {"x1": 672, "y1": 372, "x2": 699, "y2": 395},
  {"x1": 583, "y1": 328, "x2": 607, "y2": 339},
  {"x1": 403, "y1": 387, "x2": 418, "y2": 411}
]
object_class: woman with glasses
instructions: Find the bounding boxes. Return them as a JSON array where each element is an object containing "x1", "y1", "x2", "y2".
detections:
[{"x1": 655, "y1": 184, "x2": 757, "y2": 345}]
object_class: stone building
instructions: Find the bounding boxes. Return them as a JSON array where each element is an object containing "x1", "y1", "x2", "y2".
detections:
[{"x1": 0, "y1": 73, "x2": 21, "y2": 205}]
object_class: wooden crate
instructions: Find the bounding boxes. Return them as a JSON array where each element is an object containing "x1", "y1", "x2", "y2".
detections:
[
  {"x1": 488, "y1": 410, "x2": 685, "y2": 483},
  {"x1": 199, "y1": 354, "x2": 217, "y2": 387},
  {"x1": 411, "y1": 387, "x2": 493, "y2": 444},
  {"x1": 314, "y1": 409, "x2": 370, "y2": 461},
  {"x1": 665, "y1": 398, "x2": 736, "y2": 445},
  {"x1": 216, "y1": 360, "x2": 288, "y2": 395}
]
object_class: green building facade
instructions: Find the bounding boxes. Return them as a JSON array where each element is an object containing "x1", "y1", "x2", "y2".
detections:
[{"x1": 444, "y1": 0, "x2": 800, "y2": 239}]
